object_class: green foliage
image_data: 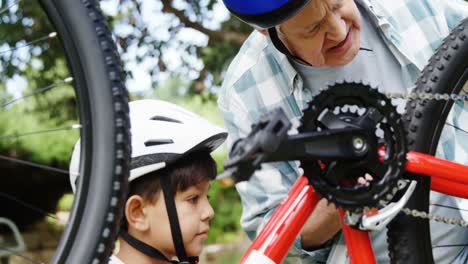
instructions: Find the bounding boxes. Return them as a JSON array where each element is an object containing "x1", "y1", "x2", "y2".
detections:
[
  {"x1": 0, "y1": 102, "x2": 79, "y2": 165},
  {"x1": 0, "y1": 1, "x2": 77, "y2": 164},
  {"x1": 152, "y1": 76, "x2": 224, "y2": 125},
  {"x1": 57, "y1": 193, "x2": 74, "y2": 211},
  {"x1": 207, "y1": 180, "x2": 243, "y2": 244},
  {"x1": 0, "y1": 0, "x2": 244, "y2": 245},
  {"x1": 199, "y1": 17, "x2": 252, "y2": 88},
  {"x1": 104, "y1": 0, "x2": 250, "y2": 95},
  {"x1": 0, "y1": 1, "x2": 68, "y2": 88},
  {"x1": 201, "y1": 39, "x2": 241, "y2": 87},
  {"x1": 209, "y1": 251, "x2": 243, "y2": 264}
]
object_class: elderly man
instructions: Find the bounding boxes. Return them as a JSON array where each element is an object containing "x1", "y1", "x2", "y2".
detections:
[{"x1": 218, "y1": 0, "x2": 468, "y2": 263}]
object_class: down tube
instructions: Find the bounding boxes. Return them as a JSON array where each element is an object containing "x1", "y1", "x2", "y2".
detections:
[
  {"x1": 239, "y1": 176, "x2": 319, "y2": 264},
  {"x1": 406, "y1": 151, "x2": 468, "y2": 198},
  {"x1": 338, "y1": 210, "x2": 376, "y2": 264},
  {"x1": 239, "y1": 176, "x2": 376, "y2": 264}
]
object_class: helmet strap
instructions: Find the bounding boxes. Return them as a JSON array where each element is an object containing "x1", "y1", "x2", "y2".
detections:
[
  {"x1": 268, "y1": 27, "x2": 312, "y2": 66},
  {"x1": 119, "y1": 174, "x2": 199, "y2": 264},
  {"x1": 120, "y1": 229, "x2": 172, "y2": 262},
  {"x1": 160, "y1": 175, "x2": 197, "y2": 264},
  {"x1": 120, "y1": 229, "x2": 199, "y2": 263}
]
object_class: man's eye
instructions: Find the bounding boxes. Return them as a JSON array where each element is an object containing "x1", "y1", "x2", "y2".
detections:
[
  {"x1": 307, "y1": 25, "x2": 320, "y2": 35},
  {"x1": 334, "y1": 0, "x2": 344, "y2": 9}
]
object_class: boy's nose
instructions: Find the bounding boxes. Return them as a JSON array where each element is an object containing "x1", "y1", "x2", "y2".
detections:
[{"x1": 202, "y1": 201, "x2": 215, "y2": 221}]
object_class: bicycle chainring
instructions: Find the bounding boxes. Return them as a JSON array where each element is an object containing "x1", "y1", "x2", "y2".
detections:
[{"x1": 299, "y1": 82, "x2": 407, "y2": 210}]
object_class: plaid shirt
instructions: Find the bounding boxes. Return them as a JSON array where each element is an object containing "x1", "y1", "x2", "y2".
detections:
[{"x1": 218, "y1": 0, "x2": 468, "y2": 262}]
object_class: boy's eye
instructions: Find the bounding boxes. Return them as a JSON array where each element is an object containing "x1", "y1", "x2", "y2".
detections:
[{"x1": 188, "y1": 196, "x2": 199, "y2": 204}]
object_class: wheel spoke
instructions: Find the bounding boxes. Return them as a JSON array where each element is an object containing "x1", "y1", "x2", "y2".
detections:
[
  {"x1": 0, "y1": 245, "x2": 42, "y2": 264},
  {"x1": 0, "y1": 124, "x2": 81, "y2": 141},
  {"x1": 2, "y1": 77, "x2": 73, "y2": 108},
  {"x1": 445, "y1": 122, "x2": 468, "y2": 135},
  {"x1": 0, "y1": 154, "x2": 72, "y2": 175},
  {"x1": 0, "y1": 191, "x2": 59, "y2": 220},
  {"x1": 0, "y1": 32, "x2": 57, "y2": 55},
  {"x1": 0, "y1": 0, "x2": 21, "y2": 16},
  {"x1": 430, "y1": 203, "x2": 468, "y2": 212},
  {"x1": 432, "y1": 244, "x2": 468, "y2": 248}
]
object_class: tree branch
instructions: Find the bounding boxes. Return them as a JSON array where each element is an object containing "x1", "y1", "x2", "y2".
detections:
[{"x1": 159, "y1": 0, "x2": 247, "y2": 45}]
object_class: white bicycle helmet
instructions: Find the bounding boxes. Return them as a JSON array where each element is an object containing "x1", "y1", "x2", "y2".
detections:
[
  {"x1": 69, "y1": 99, "x2": 227, "y2": 192},
  {"x1": 69, "y1": 99, "x2": 227, "y2": 264}
]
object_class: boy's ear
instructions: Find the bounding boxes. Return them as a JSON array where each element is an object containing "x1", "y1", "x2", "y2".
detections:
[{"x1": 125, "y1": 195, "x2": 149, "y2": 231}]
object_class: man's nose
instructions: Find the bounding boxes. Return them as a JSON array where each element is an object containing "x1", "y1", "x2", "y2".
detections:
[{"x1": 325, "y1": 12, "x2": 347, "y2": 42}]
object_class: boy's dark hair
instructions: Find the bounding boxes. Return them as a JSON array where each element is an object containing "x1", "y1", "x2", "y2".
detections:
[{"x1": 121, "y1": 150, "x2": 217, "y2": 229}]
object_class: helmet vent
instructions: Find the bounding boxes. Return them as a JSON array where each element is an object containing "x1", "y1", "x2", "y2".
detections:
[
  {"x1": 145, "y1": 139, "x2": 174, "y2": 146},
  {"x1": 151, "y1": 115, "x2": 182, "y2": 123}
]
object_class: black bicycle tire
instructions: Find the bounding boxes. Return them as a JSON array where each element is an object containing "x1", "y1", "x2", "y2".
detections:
[
  {"x1": 387, "y1": 18, "x2": 468, "y2": 264},
  {"x1": 38, "y1": 0, "x2": 131, "y2": 263}
]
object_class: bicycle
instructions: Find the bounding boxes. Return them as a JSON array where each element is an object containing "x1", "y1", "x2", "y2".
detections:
[
  {"x1": 0, "y1": 1, "x2": 130, "y2": 264},
  {"x1": 219, "y1": 17, "x2": 468, "y2": 264}
]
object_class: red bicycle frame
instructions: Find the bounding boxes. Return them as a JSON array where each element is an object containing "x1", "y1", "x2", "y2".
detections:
[{"x1": 239, "y1": 151, "x2": 468, "y2": 264}]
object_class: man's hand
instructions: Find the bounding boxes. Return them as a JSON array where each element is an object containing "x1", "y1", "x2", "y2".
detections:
[
  {"x1": 300, "y1": 198, "x2": 341, "y2": 249},
  {"x1": 300, "y1": 174, "x2": 373, "y2": 249}
]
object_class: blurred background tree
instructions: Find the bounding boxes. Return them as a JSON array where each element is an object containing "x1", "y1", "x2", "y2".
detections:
[
  {"x1": 0, "y1": 0, "x2": 251, "y2": 247},
  {"x1": 105, "y1": 0, "x2": 252, "y2": 97},
  {"x1": 104, "y1": 0, "x2": 252, "y2": 244}
]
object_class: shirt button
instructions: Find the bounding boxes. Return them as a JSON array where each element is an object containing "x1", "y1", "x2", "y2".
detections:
[{"x1": 293, "y1": 75, "x2": 302, "y2": 88}]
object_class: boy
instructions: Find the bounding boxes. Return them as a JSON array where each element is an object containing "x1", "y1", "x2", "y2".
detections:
[{"x1": 69, "y1": 99, "x2": 227, "y2": 263}]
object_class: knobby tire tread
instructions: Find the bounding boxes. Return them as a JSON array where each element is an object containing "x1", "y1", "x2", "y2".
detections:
[
  {"x1": 387, "y1": 18, "x2": 468, "y2": 264},
  {"x1": 39, "y1": 0, "x2": 131, "y2": 263}
]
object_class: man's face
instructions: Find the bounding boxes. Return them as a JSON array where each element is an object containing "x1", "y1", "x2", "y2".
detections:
[{"x1": 279, "y1": 0, "x2": 361, "y2": 67}]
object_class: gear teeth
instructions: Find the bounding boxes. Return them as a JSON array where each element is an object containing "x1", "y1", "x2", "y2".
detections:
[{"x1": 299, "y1": 81, "x2": 407, "y2": 211}]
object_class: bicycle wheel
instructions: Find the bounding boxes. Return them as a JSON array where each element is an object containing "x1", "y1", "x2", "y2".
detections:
[
  {"x1": 387, "y1": 18, "x2": 468, "y2": 263},
  {"x1": 0, "y1": 0, "x2": 130, "y2": 264}
]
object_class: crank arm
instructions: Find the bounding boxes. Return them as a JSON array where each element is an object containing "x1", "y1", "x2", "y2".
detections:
[{"x1": 266, "y1": 128, "x2": 372, "y2": 162}]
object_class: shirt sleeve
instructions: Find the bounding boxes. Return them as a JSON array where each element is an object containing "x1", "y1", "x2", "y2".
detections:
[{"x1": 435, "y1": 0, "x2": 468, "y2": 30}]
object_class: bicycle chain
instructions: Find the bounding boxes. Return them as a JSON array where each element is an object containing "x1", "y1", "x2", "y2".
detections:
[
  {"x1": 384, "y1": 91, "x2": 468, "y2": 227},
  {"x1": 306, "y1": 84, "x2": 468, "y2": 226},
  {"x1": 384, "y1": 91, "x2": 468, "y2": 101},
  {"x1": 373, "y1": 184, "x2": 468, "y2": 228},
  {"x1": 401, "y1": 207, "x2": 468, "y2": 227}
]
